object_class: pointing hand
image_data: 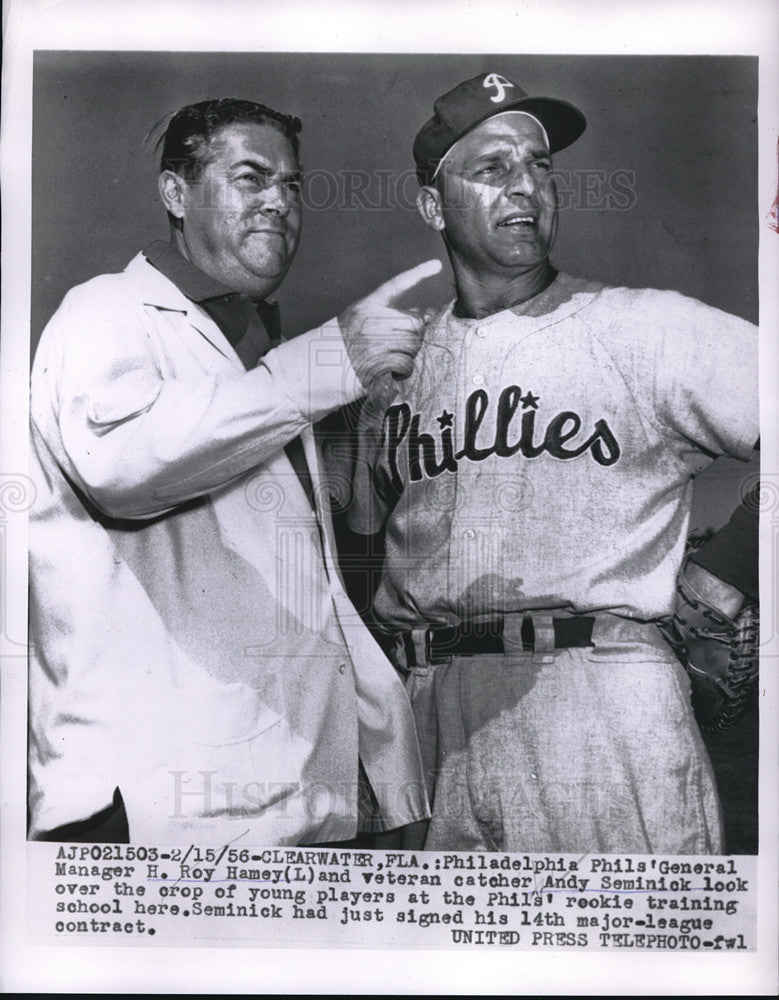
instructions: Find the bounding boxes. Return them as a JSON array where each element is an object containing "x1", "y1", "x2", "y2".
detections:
[{"x1": 338, "y1": 260, "x2": 443, "y2": 387}]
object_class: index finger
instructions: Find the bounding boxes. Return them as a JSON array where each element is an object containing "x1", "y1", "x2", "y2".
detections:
[{"x1": 369, "y1": 259, "x2": 443, "y2": 306}]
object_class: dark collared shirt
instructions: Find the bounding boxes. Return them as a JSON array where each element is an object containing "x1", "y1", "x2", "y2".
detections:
[{"x1": 143, "y1": 239, "x2": 281, "y2": 367}]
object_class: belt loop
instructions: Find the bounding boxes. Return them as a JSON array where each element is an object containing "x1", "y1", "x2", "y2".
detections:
[
  {"x1": 502, "y1": 615, "x2": 525, "y2": 653},
  {"x1": 410, "y1": 628, "x2": 429, "y2": 674},
  {"x1": 532, "y1": 613, "x2": 556, "y2": 653}
]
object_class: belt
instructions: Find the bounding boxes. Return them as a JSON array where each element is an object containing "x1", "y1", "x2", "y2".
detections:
[{"x1": 398, "y1": 614, "x2": 595, "y2": 668}]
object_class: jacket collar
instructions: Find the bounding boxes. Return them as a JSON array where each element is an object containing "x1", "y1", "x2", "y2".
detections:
[
  {"x1": 123, "y1": 251, "x2": 238, "y2": 362},
  {"x1": 142, "y1": 240, "x2": 236, "y2": 302},
  {"x1": 124, "y1": 250, "x2": 200, "y2": 313}
]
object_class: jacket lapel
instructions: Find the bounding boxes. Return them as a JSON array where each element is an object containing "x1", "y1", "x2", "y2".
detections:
[{"x1": 123, "y1": 252, "x2": 243, "y2": 368}]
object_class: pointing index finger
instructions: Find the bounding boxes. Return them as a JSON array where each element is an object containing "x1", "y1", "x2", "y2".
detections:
[{"x1": 369, "y1": 259, "x2": 443, "y2": 306}]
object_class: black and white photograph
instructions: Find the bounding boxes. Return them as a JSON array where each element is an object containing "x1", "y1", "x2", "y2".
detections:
[{"x1": 2, "y1": 0, "x2": 778, "y2": 994}]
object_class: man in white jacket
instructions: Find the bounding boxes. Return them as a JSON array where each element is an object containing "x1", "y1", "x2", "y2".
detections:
[{"x1": 28, "y1": 98, "x2": 437, "y2": 845}]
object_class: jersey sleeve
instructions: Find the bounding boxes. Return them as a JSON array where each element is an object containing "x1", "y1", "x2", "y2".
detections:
[
  {"x1": 345, "y1": 375, "x2": 398, "y2": 536},
  {"x1": 610, "y1": 289, "x2": 759, "y2": 466}
]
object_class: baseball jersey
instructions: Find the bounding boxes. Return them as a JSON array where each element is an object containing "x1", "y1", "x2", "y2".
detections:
[{"x1": 348, "y1": 272, "x2": 758, "y2": 628}]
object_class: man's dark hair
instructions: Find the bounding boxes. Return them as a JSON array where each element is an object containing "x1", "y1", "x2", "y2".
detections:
[{"x1": 159, "y1": 97, "x2": 302, "y2": 179}]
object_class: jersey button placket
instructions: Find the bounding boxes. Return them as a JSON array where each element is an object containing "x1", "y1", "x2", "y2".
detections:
[
  {"x1": 446, "y1": 319, "x2": 475, "y2": 604},
  {"x1": 466, "y1": 320, "x2": 488, "y2": 386}
]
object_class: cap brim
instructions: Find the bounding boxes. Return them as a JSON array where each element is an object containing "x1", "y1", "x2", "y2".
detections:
[{"x1": 467, "y1": 96, "x2": 586, "y2": 155}]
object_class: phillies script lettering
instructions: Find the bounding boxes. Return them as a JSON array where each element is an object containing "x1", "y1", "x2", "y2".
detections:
[{"x1": 381, "y1": 385, "x2": 621, "y2": 491}]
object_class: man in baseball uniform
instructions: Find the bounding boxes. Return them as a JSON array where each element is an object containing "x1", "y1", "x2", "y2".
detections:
[{"x1": 345, "y1": 73, "x2": 759, "y2": 853}]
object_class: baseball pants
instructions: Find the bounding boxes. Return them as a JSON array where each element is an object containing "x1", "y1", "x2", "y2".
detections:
[{"x1": 397, "y1": 616, "x2": 723, "y2": 854}]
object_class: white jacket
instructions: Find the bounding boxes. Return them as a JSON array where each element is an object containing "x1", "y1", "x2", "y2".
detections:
[{"x1": 28, "y1": 251, "x2": 428, "y2": 844}]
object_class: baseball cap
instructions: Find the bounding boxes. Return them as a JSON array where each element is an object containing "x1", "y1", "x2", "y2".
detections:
[{"x1": 413, "y1": 72, "x2": 586, "y2": 185}]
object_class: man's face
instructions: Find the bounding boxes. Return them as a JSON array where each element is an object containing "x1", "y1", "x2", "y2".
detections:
[
  {"x1": 176, "y1": 122, "x2": 302, "y2": 299},
  {"x1": 429, "y1": 114, "x2": 558, "y2": 276}
]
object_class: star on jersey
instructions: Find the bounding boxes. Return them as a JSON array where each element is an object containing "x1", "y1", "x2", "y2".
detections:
[
  {"x1": 520, "y1": 391, "x2": 539, "y2": 410},
  {"x1": 437, "y1": 410, "x2": 454, "y2": 429}
]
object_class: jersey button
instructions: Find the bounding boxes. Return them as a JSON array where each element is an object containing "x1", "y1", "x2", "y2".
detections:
[
  {"x1": 463, "y1": 528, "x2": 476, "y2": 540},
  {"x1": 472, "y1": 373, "x2": 485, "y2": 386},
  {"x1": 475, "y1": 327, "x2": 487, "y2": 338}
]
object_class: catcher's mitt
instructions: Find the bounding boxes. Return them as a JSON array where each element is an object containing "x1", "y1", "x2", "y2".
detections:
[{"x1": 661, "y1": 553, "x2": 759, "y2": 733}]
